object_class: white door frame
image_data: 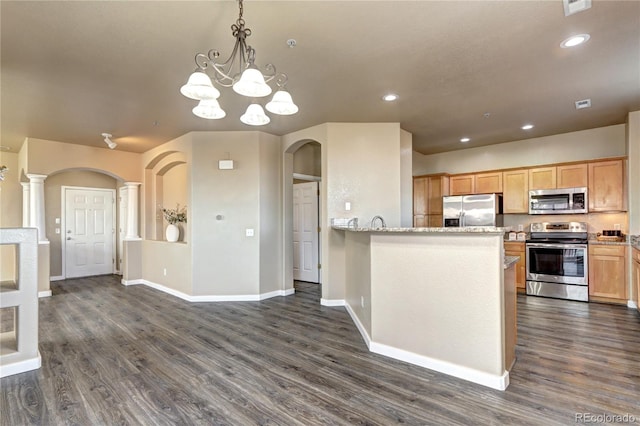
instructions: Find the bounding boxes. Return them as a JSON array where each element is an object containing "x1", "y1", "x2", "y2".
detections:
[
  {"x1": 61, "y1": 186, "x2": 117, "y2": 279},
  {"x1": 293, "y1": 176, "x2": 321, "y2": 284}
]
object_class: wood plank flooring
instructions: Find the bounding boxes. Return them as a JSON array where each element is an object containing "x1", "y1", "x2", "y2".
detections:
[{"x1": 1, "y1": 276, "x2": 639, "y2": 425}]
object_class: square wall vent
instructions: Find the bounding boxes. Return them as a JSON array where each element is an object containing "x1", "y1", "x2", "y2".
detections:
[
  {"x1": 564, "y1": 0, "x2": 592, "y2": 16},
  {"x1": 575, "y1": 99, "x2": 592, "y2": 109}
]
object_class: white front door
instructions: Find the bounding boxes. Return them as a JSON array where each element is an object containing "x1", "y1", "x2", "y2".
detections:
[
  {"x1": 293, "y1": 182, "x2": 319, "y2": 283},
  {"x1": 64, "y1": 187, "x2": 115, "y2": 278}
]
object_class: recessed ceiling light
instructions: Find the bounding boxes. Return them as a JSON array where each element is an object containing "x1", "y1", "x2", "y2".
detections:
[
  {"x1": 460, "y1": 137, "x2": 470, "y2": 143},
  {"x1": 521, "y1": 124, "x2": 534, "y2": 130},
  {"x1": 560, "y1": 34, "x2": 590, "y2": 48},
  {"x1": 382, "y1": 93, "x2": 398, "y2": 102}
]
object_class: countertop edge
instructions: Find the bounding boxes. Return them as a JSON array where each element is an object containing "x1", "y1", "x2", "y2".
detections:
[
  {"x1": 332, "y1": 226, "x2": 508, "y2": 234},
  {"x1": 504, "y1": 256, "x2": 520, "y2": 269}
]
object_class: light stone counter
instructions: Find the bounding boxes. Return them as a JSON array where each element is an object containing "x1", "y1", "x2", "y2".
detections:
[
  {"x1": 332, "y1": 225, "x2": 508, "y2": 234},
  {"x1": 504, "y1": 255, "x2": 520, "y2": 270}
]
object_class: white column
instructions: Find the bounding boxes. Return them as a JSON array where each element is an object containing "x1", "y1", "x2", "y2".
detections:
[
  {"x1": 124, "y1": 182, "x2": 141, "y2": 240},
  {"x1": 26, "y1": 174, "x2": 47, "y2": 242},
  {"x1": 21, "y1": 182, "x2": 30, "y2": 227}
]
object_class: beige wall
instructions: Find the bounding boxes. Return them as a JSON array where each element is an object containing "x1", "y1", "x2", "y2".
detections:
[
  {"x1": 23, "y1": 138, "x2": 142, "y2": 181},
  {"x1": 44, "y1": 171, "x2": 117, "y2": 277},
  {"x1": 141, "y1": 240, "x2": 191, "y2": 295},
  {"x1": 293, "y1": 142, "x2": 321, "y2": 177},
  {"x1": 400, "y1": 129, "x2": 413, "y2": 227},
  {"x1": 0, "y1": 152, "x2": 22, "y2": 281},
  {"x1": 413, "y1": 124, "x2": 626, "y2": 175},
  {"x1": 345, "y1": 232, "x2": 372, "y2": 335},
  {"x1": 259, "y1": 133, "x2": 283, "y2": 295},
  {"x1": 189, "y1": 131, "x2": 261, "y2": 296},
  {"x1": 627, "y1": 111, "x2": 640, "y2": 235}
]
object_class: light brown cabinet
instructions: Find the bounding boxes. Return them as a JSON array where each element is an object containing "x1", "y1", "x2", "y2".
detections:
[
  {"x1": 504, "y1": 241, "x2": 526, "y2": 291},
  {"x1": 413, "y1": 175, "x2": 449, "y2": 227},
  {"x1": 502, "y1": 169, "x2": 529, "y2": 213},
  {"x1": 450, "y1": 172, "x2": 502, "y2": 195},
  {"x1": 633, "y1": 248, "x2": 640, "y2": 312},
  {"x1": 529, "y1": 167, "x2": 556, "y2": 190},
  {"x1": 475, "y1": 172, "x2": 503, "y2": 194},
  {"x1": 589, "y1": 245, "x2": 627, "y2": 303},
  {"x1": 449, "y1": 175, "x2": 474, "y2": 195},
  {"x1": 588, "y1": 160, "x2": 626, "y2": 212},
  {"x1": 557, "y1": 163, "x2": 588, "y2": 188}
]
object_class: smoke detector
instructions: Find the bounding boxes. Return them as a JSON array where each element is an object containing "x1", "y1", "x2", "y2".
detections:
[
  {"x1": 563, "y1": 0, "x2": 591, "y2": 16},
  {"x1": 101, "y1": 133, "x2": 117, "y2": 150}
]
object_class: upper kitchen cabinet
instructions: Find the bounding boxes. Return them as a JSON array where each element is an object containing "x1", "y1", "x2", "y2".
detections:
[
  {"x1": 528, "y1": 167, "x2": 556, "y2": 190},
  {"x1": 557, "y1": 164, "x2": 588, "y2": 188},
  {"x1": 475, "y1": 172, "x2": 503, "y2": 194},
  {"x1": 588, "y1": 159, "x2": 626, "y2": 212},
  {"x1": 449, "y1": 174, "x2": 474, "y2": 195},
  {"x1": 450, "y1": 172, "x2": 502, "y2": 195},
  {"x1": 413, "y1": 174, "x2": 449, "y2": 226},
  {"x1": 503, "y1": 169, "x2": 529, "y2": 213}
]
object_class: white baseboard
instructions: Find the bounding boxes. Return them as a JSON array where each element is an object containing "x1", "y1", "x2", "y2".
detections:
[
  {"x1": 320, "y1": 298, "x2": 345, "y2": 307},
  {"x1": 38, "y1": 290, "x2": 52, "y2": 298},
  {"x1": 49, "y1": 275, "x2": 64, "y2": 282},
  {"x1": 344, "y1": 303, "x2": 371, "y2": 349},
  {"x1": 0, "y1": 352, "x2": 42, "y2": 378},
  {"x1": 124, "y1": 279, "x2": 295, "y2": 302},
  {"x1": 369, "y1": 341, "x2": 509, "y2": 391},
  {"x1": 628, "y1": 300, "x2": 638, "y2": 309}
]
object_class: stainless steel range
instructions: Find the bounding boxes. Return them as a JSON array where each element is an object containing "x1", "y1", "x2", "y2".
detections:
[{"x1": 525, "y1": 222, "x2": 588, "y2": 302}]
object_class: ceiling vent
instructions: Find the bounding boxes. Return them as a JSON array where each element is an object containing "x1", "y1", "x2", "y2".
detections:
[
  {"x1": 563, "y1": 0, "x2": 592, "y2": 16},
  {"x1": 575, "y1": 99, "x2": 592, "y2": 109}
]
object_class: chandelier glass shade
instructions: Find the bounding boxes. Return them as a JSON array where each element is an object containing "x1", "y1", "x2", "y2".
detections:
[{"x1": 180, "y1": 0, "x2": 298, "y2": 125}]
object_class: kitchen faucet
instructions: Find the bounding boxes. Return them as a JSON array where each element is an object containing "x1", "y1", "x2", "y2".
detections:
[{"x1": 370, "y1": 215, "x2": 386, "y2": 229}]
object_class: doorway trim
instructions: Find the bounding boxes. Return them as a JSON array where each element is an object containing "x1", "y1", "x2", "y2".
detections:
[{"x1": 61, "y1": 185, "x2": 117, "y2": 279}]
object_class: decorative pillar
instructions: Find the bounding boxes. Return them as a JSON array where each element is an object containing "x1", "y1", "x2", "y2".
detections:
[
  {"x1": 21, "y1": 182, "x2": 30, "y2": 227},
  {"x1": 124, "y1": 182, "x2": 141, "y2": 240},
  {"x1": 26, "y1": 174, "x2": 47, "y2": 242}
]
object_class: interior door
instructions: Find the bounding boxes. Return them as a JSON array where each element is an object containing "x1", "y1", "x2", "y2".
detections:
[
  {"x1": 65, "y1": 188, "x2": 115, "y2": 278},
  {"x1": 293, "y1": 181, "x2": 319, "y2": 283}
]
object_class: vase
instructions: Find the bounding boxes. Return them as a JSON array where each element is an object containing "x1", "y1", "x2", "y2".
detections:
[{"x1": 166, "y1": 224, "x2": 179, "y2": 242}]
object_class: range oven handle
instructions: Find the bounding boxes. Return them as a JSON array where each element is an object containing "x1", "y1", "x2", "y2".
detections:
[{"x1": 526, "y1": 243, "x2": 588, "y2": 250}]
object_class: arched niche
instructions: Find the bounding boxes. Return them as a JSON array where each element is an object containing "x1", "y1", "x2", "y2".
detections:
[{"x1": 143, "y1": 151, "x2": 189, "y2": 241}]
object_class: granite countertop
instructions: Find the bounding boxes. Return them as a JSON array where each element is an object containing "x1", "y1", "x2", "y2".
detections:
[
  {"x1": 504, "y1": 256, "x2": 520, "y2": 269},
  {"x1": 587, "y1": 234, "x2": 630, "y2": 246},
  {"x1": 631, "y1": 235, "x2": 640, "y2": 250},
  {"x1": 332, "y1": 226, "x2": 508, "y2": 234}
]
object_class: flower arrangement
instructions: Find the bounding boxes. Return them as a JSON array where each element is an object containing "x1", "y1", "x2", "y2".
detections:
[{"x1": 161, "y1": 204, "x2": 187, "y2": 225}]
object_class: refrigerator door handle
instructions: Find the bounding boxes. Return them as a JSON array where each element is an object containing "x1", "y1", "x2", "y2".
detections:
[{"x1": 460, "y1": 211, "x2": 465, "y2": 227}]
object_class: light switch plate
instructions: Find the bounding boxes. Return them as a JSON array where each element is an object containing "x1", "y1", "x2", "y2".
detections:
[
  {"x1": 55, "y1": 217, "x2": 61, "y2": 224},
  {"x1": 345, "y1": 202, "x2": 351, "y2": 211}
]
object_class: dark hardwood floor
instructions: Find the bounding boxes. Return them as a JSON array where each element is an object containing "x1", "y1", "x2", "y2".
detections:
[{"x1": 1, "y1": 276, "x2": 639, "y2": 425}]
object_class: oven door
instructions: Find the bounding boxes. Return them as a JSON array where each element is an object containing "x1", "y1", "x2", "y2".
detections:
[{"x1": 526, "y1": 243, "x2": 588, "y2": 285}]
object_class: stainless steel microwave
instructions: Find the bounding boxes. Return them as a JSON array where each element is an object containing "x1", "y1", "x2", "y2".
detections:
[{"x1": 529, "y1": 187, "x2": 588, "y2": 214}]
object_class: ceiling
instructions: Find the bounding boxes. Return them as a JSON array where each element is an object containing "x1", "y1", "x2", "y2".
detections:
[{"x1": 2, "y1": 1, "x2": 639, "y2": 155}]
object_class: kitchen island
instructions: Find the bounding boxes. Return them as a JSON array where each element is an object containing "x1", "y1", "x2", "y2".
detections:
[{"x1": 333, "y1": 225, "x2": 516, "y2": 390}]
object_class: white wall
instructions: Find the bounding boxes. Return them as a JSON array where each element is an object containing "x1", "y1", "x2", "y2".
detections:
[{"x1": 413, "y1": 125, "x2": 626, "y2": 175}]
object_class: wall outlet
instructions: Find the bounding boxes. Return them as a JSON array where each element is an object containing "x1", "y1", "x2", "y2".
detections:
[
  {"x1": 55, "y1": 217, "x2": 61, "y2": 224},
  {"x1": 614, "y1": 224, "x2": 621, "y2": 230},
  {"x1": 163, "y1": 268, "x2": 167, "y2": 276},
  {"x1": 345, "y1": 202, "x2": 351, "y2": 211},
  {"x1": 246, "y1": 228, "x2": 254, "y2": 237},
  {"x1": 55, "y1": 228, "x2": 60, "y2": 234},
  {"x1": 517, "y1": 224, "x2": 524, "y2": 232}
]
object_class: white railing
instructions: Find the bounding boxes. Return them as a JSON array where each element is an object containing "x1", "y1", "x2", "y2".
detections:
[{"x1": 0, "y1": 228, "x2": 41, "y2": 377}]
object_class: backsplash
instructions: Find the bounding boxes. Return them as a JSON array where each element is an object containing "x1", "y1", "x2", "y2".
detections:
[{"x1": 503, "y1": 212, "x2": 628, "y2": 233}]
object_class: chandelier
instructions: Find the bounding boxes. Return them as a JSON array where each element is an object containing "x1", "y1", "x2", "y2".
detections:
[{"x1": 180, "y1": 0, "x2": 298, "y2": 126}]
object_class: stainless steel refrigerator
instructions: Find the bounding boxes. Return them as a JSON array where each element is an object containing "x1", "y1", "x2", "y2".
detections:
[{"x1": 442, "y1": 194, "x2": 503, "y2": 227}]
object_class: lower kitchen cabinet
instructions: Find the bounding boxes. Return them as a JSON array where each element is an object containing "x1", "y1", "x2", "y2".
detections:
[
  {"x1": 633, "y1": 247, "x2": 640, "y2": 312},
  {"x1": 588, "y1": 245, "x2": 627, "y2": 304},
  {"x1": 504, "y1": 241, "x2": 526, "y2": 292}
]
